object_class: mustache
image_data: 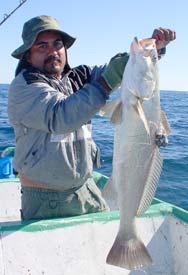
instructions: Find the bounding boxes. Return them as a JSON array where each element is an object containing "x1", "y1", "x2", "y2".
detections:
[{"x1": 44, "y1": 55, "x2": 61, "y2": 65}]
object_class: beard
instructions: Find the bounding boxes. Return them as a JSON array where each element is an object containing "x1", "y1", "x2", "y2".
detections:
[{"x1": 43, "y1": 55, "x2": 65, "y2": 76}]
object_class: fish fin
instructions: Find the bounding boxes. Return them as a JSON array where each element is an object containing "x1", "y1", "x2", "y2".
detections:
[
  {"x1": 136, "y1": 148, "x2": 163, "y2": 216},
  {"x1": 110, "y1": 101, "x2": 123, "y2": 124},
  {"x1": 99, "y1": 98, "x2": 123, "y2": 124},
  {"x1": 106, "y1": 233, "x2": 152, "y2": 270},
  {"x1": 136, "y1": 100, "x2": 150, "y2": 135},
  {"x1": 99, "y1": 98, "x2": 121, "y2": 117},
  {"x1": 161, "y1": 110, "x2": 171, "y2": 135},
  {"x1": 101, "y1": 175, "x2": 119, "y2": 210}
]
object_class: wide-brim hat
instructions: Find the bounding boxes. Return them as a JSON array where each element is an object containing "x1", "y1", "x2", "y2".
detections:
[{"x1": 12, "y1": 15, "x2": 76, "y2": 59}]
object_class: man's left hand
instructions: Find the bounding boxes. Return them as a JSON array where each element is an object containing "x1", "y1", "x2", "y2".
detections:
[{"x1": 152, "y1": 27, "x2": 176, "y2": 50}]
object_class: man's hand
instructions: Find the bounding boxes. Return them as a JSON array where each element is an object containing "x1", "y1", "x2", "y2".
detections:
[
  {"x1": 152, "y1": 27, "x2": 176, "y2": 50},
  {"x1": 155, "y1": 127, "x2": 169, "y2": 147},
  {"x1": 100, "y1": 52, "x2": 129, "y2": 91}
]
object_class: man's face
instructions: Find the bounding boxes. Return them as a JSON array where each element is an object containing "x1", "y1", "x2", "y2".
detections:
[{"x1": 27, "y1": 31, "x2": 66, "y2": 79}]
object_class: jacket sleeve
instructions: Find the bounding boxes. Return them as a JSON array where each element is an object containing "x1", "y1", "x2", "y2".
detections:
[{"x1": 8, "y1": 67, "x2": 109, "y2": 134}]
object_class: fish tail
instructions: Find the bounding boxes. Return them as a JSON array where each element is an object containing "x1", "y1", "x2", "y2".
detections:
[{"x1": 106, "y1": 233, "x2": 152, "y2": 270}]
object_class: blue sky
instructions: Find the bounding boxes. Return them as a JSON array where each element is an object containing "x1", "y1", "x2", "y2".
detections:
[{"x1": 0, "y1": 0, "x2": 187, "y2": 91}]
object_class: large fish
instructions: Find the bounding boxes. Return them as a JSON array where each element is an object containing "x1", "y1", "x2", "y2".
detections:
[{"x1": 101, "y1": 38, "x2": 171, "y2": 270}]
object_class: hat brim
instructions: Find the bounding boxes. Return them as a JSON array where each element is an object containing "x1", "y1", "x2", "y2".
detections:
[{"x1": 11, "y1": 29, "x2": 76, "y2": 59}]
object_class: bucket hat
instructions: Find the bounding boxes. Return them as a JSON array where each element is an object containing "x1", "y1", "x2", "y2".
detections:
[{"x1": 11, "y1": 15, "x2": 76, "y2": 59}]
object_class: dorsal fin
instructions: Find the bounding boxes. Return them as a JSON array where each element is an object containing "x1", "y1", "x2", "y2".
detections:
[{"x1": 136, "y1": 147, "x2": 163, "y2": 216}]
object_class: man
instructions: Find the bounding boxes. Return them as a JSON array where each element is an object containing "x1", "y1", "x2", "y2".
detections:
[{"x1": 8, "y1": 15, "x2": 176, "y2": 220}]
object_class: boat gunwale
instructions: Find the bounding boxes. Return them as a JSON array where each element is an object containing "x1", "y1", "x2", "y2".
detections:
[{"x1": 0, "y1": 172, "x2": 188, "y2": 232}]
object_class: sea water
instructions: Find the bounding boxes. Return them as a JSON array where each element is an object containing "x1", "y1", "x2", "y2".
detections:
[{"x1": 0, "y1": 84, "x2": 188, "y2": 210}]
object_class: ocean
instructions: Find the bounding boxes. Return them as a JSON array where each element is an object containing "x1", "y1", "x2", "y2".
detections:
[{"x1": 0, "y1": 83, "x2": 188, "y2": 210}]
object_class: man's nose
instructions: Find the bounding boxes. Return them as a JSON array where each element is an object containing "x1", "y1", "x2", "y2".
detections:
[{"x1": 48, "y1": 44, "x2": 58, "y2": 55}]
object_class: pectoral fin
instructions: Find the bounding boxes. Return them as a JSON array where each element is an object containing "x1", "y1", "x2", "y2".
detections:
[
  {"x1": 160, "y1": 110, "x2": 171, "y2": 135},
  {"x1": 99, "y1": 98, "x2": 123, "y2": 124},
  {"x1": 136, "y1": 100, "x2": 150, "y2": 135}
]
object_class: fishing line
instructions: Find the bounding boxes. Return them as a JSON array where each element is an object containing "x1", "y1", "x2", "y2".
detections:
[{"x1": 0, "y1": 0, "x2": 28, "y2": 26}]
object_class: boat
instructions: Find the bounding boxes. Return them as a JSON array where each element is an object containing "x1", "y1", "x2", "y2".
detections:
[{"x1": 0, "y1": 171, "x2": 188, "y2": 275}]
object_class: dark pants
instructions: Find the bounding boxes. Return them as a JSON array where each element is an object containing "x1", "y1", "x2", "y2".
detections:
[{"x1": 21, "y1": 178, "x2": 109, "y2": 220}]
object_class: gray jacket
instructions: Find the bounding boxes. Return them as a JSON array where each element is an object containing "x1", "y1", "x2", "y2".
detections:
[{"x1": 8, "y1": 65, "x2": 109, "y2": 190}]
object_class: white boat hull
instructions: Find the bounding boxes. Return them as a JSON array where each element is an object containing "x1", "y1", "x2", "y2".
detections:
[{"x1": 0, "y1": 176, "x2": 188, "y2": 274}]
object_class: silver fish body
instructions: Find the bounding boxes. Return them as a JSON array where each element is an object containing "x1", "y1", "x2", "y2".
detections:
[{"x1": 103, "y1": 38, "x2": 170, "y2": 270}]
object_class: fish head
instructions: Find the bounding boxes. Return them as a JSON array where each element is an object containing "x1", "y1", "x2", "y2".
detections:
[{"x1": 122, "y1": 37, "x2": 158, "y2": 101}]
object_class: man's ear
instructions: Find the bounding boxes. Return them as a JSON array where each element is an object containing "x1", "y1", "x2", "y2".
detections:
[
  {"x1": 15, "y1": 53, "x2": 30, "y2": 76},
  {"x1": 25, "y1": 51, "x2": 31, "y2": 64}
]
